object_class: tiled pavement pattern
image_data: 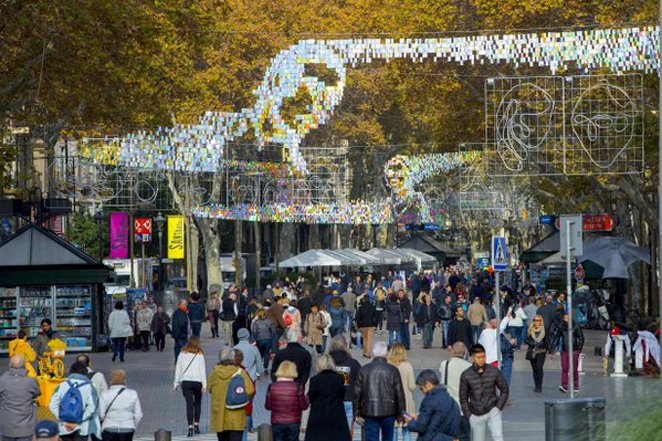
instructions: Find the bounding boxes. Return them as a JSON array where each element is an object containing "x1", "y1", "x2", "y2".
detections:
[{"x1": 4, "y1": 325, "x2": 661, "y2": 441}]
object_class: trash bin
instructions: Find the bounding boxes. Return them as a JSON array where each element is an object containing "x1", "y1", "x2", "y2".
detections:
[{"x1": 545, "y1": 398, "x2": 606, "y2": 441}]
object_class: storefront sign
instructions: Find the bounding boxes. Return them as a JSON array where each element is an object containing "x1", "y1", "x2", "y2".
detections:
[
  {"x1": 110, "y1": 212, "x2": 129, "y2": 259},
  {"x1": 555, "y1": 214, "x2": 617, "y2": 232},
  {"x1": 167, "y1": 215, "x2": 185, "y2": 259}
]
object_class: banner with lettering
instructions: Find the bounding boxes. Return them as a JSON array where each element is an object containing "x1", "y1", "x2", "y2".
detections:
[
  {"x1": 109, "y1": 212, "x2": 129, "y2": 259},
  {"x1": 167, "y1": 215, "x2": 185, "y2": 259}
]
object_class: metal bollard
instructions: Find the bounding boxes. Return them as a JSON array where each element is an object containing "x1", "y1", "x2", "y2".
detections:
[
  {"x1": 257, "y1": 424, "x2": 273, "y2": 441},
  {"x1": 154, "y1": 429, "x2": 171, "y2": 441}
]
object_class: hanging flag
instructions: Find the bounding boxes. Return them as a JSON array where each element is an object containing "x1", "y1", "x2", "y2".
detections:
[
  {"x1": 110, "y1": 212, "x2": 129, "y2": 259},
  {"x1": 167, "y1": 215, "x2": 185, "y2": 259}
]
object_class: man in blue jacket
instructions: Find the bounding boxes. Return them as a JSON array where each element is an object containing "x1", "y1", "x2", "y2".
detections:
[{"x1": 405, "y1": 369, "x2": 460, "y2": 441}]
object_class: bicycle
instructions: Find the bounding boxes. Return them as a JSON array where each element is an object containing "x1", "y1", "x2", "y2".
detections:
[{"x1": 38, "y1": 350, "x2": 65, "y2": 379}]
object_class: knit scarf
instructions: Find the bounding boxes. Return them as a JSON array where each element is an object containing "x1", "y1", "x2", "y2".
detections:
[{"x1": 529, "y1": 325, "x2": 545, "y2": 343}]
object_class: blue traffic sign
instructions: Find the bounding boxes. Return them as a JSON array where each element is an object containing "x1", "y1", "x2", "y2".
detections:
[{"x1": 492, "y1": 236, "x2": 508, "y2": 271}]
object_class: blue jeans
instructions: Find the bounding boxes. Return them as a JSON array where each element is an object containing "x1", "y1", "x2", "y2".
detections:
[
  {"x1": 272, "y1": 423, "x2": 299, "y2": 441},
  {"x1": 441, "y1": 320, "x2": 450, "y2": 348},
  {"x1": 365, "y1": 415, "x2": 395, "y2": 441},
  {"x1": 322, "y1": 335, "x2": 329, "y2": 352},
  {"x1": 501, "y1": 357, "x2": 513, "y2": 386},
  {"x1": 357, "y1": 331, "x2": 363, "y2": 350},
  {"x1": 344, "y1": 401, "x2": 354, "y2": 434},
  {"x1": 257, "y1": 340, "x2": 272, "y2": 370},
  {"x1": 388, "y1": 330, "x2": 402, "y2": 347},
  {"x1": 471, "y1": 325, "x2": 482, "y2": 344},
  {"x1": 174, "y1": 337, "x2": 187, "y2": 362},
  {"x1": 508, "y1": 326, "x2": 523, "y2": 349},
  {"x1": 331, "y1": 325, "x2": 344, "y2": 337},
  {"x1": 400, "y1": 322, "x2": 411, "y2": 350},
  {"x1": 519, "y1": 324, "x2": 529, "y2": 349},
  {"x1": 346, "y1": 311, "x2": 355, "y2": 332},
  {"x1": 422, "y1": 322, "x2": 434, "y2": 348},
  {"x1": 112, "y1": 337, "x2": 126, "y2": 361},
  {"x1": 392, "y1": 426, "x2": 411, "y2": 441},
  {"x1": 190, "y1": 321, "x2": 202, "y2": 338}
]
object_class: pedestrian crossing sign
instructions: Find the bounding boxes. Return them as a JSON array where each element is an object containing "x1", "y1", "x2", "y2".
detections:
[{"x1": 492, "y1": 236, "x2": 508, "y2": 271}]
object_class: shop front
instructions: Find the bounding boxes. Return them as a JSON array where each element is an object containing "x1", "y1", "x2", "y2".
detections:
[{"x1": 0, "y1": 224, "x2": 111, "y2": 354}]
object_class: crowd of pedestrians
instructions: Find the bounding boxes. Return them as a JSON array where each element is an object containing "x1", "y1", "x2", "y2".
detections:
[{"x1": 0, "y1": 267, "x2": 592, "y2": 441}]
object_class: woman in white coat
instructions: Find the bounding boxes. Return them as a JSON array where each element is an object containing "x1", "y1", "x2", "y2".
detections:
[
  {"x1": 173, "y1": 336, "x2": 207, "y2": 437},
  {"x1": 108, "y1": 301, "x2": 133, "y2": 362}
]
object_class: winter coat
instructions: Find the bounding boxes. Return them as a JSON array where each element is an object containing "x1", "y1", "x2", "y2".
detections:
[
  {"x1": 459, "y1": 364, "x2": 509, "y2": 418},
  {"x1": 187, "y1": 302, "x2": 206, "y2": 325},
  {"x1": 355, "y1": 357, "x2": 406, "y2": 418},
  {"x1": 136, "y1": 308, "x2": 154, "y2": 332},
  {"x1": 507, "y1": 304, "x2": 527, "y2": 327},
  {"x1": 207, "y1": 295, "x2": 221, "y2": 312},
  {"x1": 416, "y1": 303, "x2": 439, "y2": 325},
  {"x1": 400, "y1": 296, "x2": 412, "y2": 322},
  {"x1": 467, "y1": 303, "x2": 488, "y2": 326},
  {"x1": 271, "y1": 342, "x2": 312, "y2": 386},
  {"x1": 251, "y1": 318, "x2": 274, "y2": 342},
  {"x1": 342, "y1": 291, "x2": 358, "y2": 313},
  {"x1": 298, "y1": 296, "x2": 313, "y2": 320},
  {"x1": 385, "y1": 299, "x2": 402, "y2": 331},
  {"x1": 304, "y1": 312, "x2": 325, "y2": 346},
  {"x1": 500, "y1": 334, "x2": 515, "y2": 361},
  {"x1": 207, "y1": 364, "x2": 255, "y2": 433},
  {"x1": 49, "y1": 373, "x2": 98, "y2": 436},
  {"x1": 265, "y1": 381, "x2": 309, "y2": 424},
  {"x1": 220, "y1": 298, "x2": 238, "y2": 322},
  {"x1": 304, "y1": 370, "x2": 351, "y2": 441},
  {"x1": 320, "y1": 310, "x2": 332, "y2": 337},
  {"x1": 266, "y1": 303, "x2": 286, "y2": 330},
  {"x1": 8, "y1": 338, "x2": 37, "y2": 377},
  {"x1": 447, "y1": 318, "x2": 473, "y2": 349},
  {"x1": 537, "y1": 304, "x2": 558, "y2": 333},
  {"x1": 393, "y1": 361, "x2": 417, "y2": 416},
  {"x1": 437, "y1": 302, "x2": 453, "y2": 321},
  {"x1": 329, "y1": 349, "x2": 361, "y2": 402},
  {"x1": 355, "y1": 300, "x2": 377, "y2": 328},
  {"x1": 171, "y1": 308, "x2": 190, "y2": 342},
  {"x1": 151, "y1": 312, "x2": 170, "y2": 334},
  {"x1": 0, "y1": 367, "x2": 41, "y2": 438},
  {"x1": 407, "y1": 386, "x2": 461, "y2": 441},
  {"x1": 553, "y1": 321, "x2": 585, "y2": 353},
  {"x1": 329, "y1": 306, "x2": 347, "y2": 330},
  {"x1": 99, "y1": 385, "x2": 143, "y2": 431},
  {"x1": 234, "y1": 339, "x2": 263, "y2": 381},
  {"x1": 108, "y1": 310, "x2": 133, "y2": 338},
  {"x1": 32, "y1": 330, "x2": 60, "y2": 358}
]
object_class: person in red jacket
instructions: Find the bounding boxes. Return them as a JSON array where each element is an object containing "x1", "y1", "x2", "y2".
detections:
[{"x1": 265, "y1": 360, "x2": 309, "y2": 441}]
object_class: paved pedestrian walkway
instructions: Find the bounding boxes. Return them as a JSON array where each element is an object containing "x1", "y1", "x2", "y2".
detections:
[{"x1": 3, "y1": 324, "x2": 660, "y2": 441}]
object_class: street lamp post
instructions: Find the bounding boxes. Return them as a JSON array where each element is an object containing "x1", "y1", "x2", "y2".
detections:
[
  {"x1": 93, "y1": 211, "x2": 104, "y2": 263},
  {"x1": 155, "y1": 212, "x2": 166, "y2": 292}
]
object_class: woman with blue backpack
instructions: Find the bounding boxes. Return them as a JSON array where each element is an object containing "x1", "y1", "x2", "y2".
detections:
[
  {"x1": 49, "y1": 361, "x2": 99, "y2": 441},
  {"x1": 208, "y1": 347, "x2": 255, "y2": 441}
]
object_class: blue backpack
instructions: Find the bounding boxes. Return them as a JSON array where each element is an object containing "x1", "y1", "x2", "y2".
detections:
[
  {"x1": 225, "y1": 370, "x2": 249, "y2": 409},
  {"x1": 59, "y1": 379, "x2": 89, "y2": 423}
]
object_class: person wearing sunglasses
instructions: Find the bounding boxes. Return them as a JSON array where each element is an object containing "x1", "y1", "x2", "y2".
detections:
[{"x1": 524, "y1": 315, "x2": 548, "y2": 393}]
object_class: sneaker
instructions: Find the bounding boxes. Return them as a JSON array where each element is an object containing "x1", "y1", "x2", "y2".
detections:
[
  {"x1": 559, "y1": 386, "x2": 567, "y2": 393},
  {"x1": 574, "y1": 389, "x2": 580, "y2": 394}
]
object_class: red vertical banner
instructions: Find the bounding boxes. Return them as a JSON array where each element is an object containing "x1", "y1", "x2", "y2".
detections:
[{"x1": 110, "y1": 212, "x2": 129, "y2": 259}]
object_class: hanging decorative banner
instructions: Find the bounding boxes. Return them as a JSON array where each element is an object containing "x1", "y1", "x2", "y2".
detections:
[
  {"x1": 82, "y1": 26, "x2": 660, "y2": 175},
  {"x1": 109, "y1": 212, "x2": 129, "y2": 259},
  {"x1": 167, "y1": 215, "x2": 185, "y2": 259}
]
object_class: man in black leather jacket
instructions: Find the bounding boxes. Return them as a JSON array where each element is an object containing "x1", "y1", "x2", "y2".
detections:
[{"x1": 354, "y1": 341, "x2": 406, "y2": 441}]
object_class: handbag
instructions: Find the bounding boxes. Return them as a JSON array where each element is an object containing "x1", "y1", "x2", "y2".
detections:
[
  {"x1": 102, "y1": 388, "x2": 125, "y2": 421},
  {"x1": 525, "y1": 347, "x2": 536, "y2": 361}
]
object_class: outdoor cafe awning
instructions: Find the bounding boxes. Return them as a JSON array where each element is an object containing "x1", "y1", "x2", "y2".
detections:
[{"x1": 279, "y1": 249, "x2": 352, "y2": 268}]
